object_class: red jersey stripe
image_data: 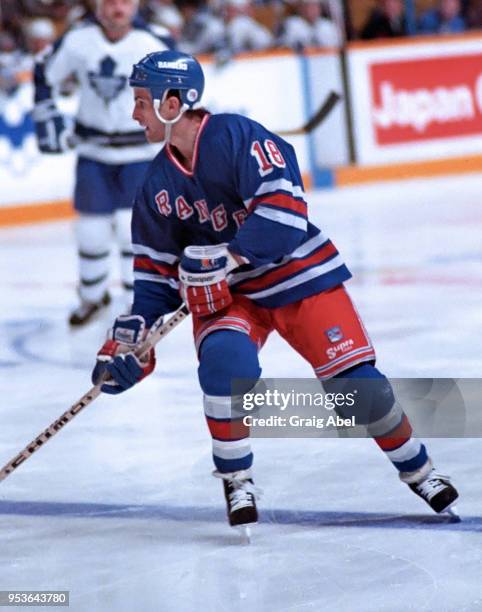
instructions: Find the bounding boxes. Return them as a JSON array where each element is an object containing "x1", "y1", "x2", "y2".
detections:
[
  {"x1": 134, "y1": 256, "x2": 179, "y2": 278},
  {"x1": 236, "y1": 241, "x2": 338, "y2": 293},
  {"x1": 249, "y1": 193, "x2": 307, "y2": 217}
]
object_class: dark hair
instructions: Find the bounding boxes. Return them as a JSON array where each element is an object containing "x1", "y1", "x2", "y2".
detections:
[
  {"x1": 166, "y1": 89, "x2": 206, "y2": 118},
  {"x1": 166, "y1": 89, "x2": 182, "y2": 102}
]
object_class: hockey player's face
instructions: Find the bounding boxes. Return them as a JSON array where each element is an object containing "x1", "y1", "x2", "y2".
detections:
[
  {"x1": 98, "y1": 0, "x2": 137, "y2": 32},
  {"x1": 132, "y1": 88, "x2": 166, "y2": 143}
]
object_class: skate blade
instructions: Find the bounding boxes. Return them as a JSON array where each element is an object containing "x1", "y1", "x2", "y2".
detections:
[
  {"x1": 444, "y1": 504, "x2": 461, "y2": 523},
  {"x1": 233, "y1": 524, "x2": 253, "y2": 543}
]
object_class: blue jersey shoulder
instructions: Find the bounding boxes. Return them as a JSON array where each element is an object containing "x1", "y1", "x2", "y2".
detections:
[
  {"x1": 207, "y1": 112, "x2": 295, "y2": 158},
  {"x1": 201, "y1": 112, "x2": 294, "y2": 158},
  {"x1": 208, "y1": 112, "x2": 272, "y2": 139}
]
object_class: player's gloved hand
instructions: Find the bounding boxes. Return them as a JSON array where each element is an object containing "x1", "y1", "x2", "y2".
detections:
[
  {"x1": 178, "y1": 245, "x2": 233, "y2": 316},
  {"x1": 91, "y1": 315, "x2": 156, "y2": 395},
  {"x1": 32, "y1": 100, "x2": 72, "y2": 154}
]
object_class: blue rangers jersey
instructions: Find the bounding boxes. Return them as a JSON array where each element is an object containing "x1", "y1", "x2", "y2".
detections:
[
  {"x1": 34, "y1": 17, "x2": 170, "y2": 164},
  {"x1": 132, "y1": 113, "x2": 351, "y2": 325}
]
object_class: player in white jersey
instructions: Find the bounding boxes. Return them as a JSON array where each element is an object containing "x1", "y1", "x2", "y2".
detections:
[{"x1": 33, "y1": 0, "x2": 171, "y2": 325}]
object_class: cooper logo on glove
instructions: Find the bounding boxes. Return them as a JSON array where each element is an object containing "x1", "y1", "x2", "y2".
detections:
[{"x1": 179, "y1": 245, "x2": 234, "y2": 317}]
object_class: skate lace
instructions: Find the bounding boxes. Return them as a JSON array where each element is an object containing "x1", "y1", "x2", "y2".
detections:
[
  {"x1": 214, "y1": 470, "x2": 262, "y2": 512},
  {"x1": 416, "y1": 471, "x2": 450, "y2": 501}
]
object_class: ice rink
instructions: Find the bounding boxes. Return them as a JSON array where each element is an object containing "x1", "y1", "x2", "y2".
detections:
[{"x1": 1, "y1": 173, "x2": 481, "y2": 611}]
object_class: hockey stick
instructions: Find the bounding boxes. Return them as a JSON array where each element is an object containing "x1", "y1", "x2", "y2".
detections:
[
  {"x1": 277, "y1": 91, "x2": 342, "y2": 137},
  {"x1": 69, "y1": 93, "x2": 341, "y2": 147},
  {"x1": 0, "y1": 304, "x2": 190, "y2": 484},
  {"x1": 68, "y1": 132, "x2": 148, "y2": 148}
]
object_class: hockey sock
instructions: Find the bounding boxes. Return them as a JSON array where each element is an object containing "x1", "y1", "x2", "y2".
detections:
[
  {"x1": 328, "y1": 364, "x2": 429, "y2": 474},
  {"x1": 198, "y1": 330, "x2": 260, "y2": 473}
]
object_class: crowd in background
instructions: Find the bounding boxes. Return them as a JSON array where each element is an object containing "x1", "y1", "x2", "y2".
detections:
[
  {"x1": 358, "y1": 0, "x2": 480, "y2": 39},
  {"x1": 0, "y1": 0, "x2": 482, "y2": 96}
]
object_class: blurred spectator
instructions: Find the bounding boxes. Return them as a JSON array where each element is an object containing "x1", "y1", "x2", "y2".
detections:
[
  {"x1": 221, "y1": 0, "x2": 273, "y2": 54},
  {"x1": 142, "y1": 0, "x2": 184, "y2": 40},
  {"x1": 0, "y1": 30, "x2": 19, "y2": 94},
  {"x1": 278, "y1": 0, "x2": 341, "y2": 50},
  {"x1": 21, "y1": 0, "x2": 76, "y2": 20},
  {"x1": 464, "y1": 0, "x2": 482, "y2": 29},
  {"x1": 360, "y1": 0, "x2": 408, "y2": 39},
  {"x1": 63, "y1": 1, "x2": 93, "y2": 27},
  {"x1": 23, "y1": 17, "x2": 56, "y2": 54},
  {"x1": 177, "y1": 0, "x2": 225, "y2": 54},
  {"x1": 1, "y1": 0, "x2": 87, "y2": 44},
  {"x1": 0, "y1": 29, "x2": 30, "y2": 95},
  {"x1": 418, "y1": 0, "x2": 466, "y2": 34},
  {"x1": 0, "y1": 1, "x2": 28, "y2": 47}
]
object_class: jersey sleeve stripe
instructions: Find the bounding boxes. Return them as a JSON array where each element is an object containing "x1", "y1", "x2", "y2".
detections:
[
  {"x1": 248, "y1": 193, "x2": 307, "y2": 217},
  {"x1": 242, "y1": 254, "x2": 345, "y2": 299},
  {"x1": 132, "y1": 243, "x2": 179, "y2": 264},
  {"x1": 134, "y1": 256, "x2": 179, "y2": 278},
  {"x1": 254, "y1": 207, "x2": 308, "y2": 231},
  {"x1": 291, "y1": 230, "x2": 327, "y2": 257},
  {"x1": 228, "y1": 230, "x2": 328, "y2": 285},
  {"x1": 234, "y1": 241, "x2": 338, "y2": 292},
  {"x1": 258, "y1": 178, "x2": 305, "y2": 197},
  {"x1": 133, "y1": 271, "x2": 179, "y2": 289},
  {"x1": 243, "y1": 178, "x2": 305, "y2": 208}
]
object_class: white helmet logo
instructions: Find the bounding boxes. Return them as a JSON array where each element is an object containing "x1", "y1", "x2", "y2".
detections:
[
  {"x1": 157, "y1": 60, "x2": 188, "y2": 71},
  {"x1": 187, "y1": 88, "x2": 198, "y2": 102}
]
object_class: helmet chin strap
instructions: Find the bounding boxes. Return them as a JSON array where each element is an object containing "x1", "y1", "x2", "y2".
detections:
[{"x1": 153, "y1": 94, "x2": 188, "y2": 144}]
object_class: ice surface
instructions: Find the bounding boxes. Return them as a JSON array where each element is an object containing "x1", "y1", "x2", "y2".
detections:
[{"x1": 0, "y1": 174, "x2": 481, "y2": 611}]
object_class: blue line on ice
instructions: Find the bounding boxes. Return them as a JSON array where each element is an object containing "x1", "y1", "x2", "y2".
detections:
[
  {"x1": 0, "y1": 500, "x2": 478, "y2": 532},
  {"x1": 6, "y1": 318, "x2": 93, "y2": 370}
]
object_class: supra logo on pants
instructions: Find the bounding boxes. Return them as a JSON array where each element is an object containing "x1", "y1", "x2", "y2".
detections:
[{"x1": 326, "y1": 339, "x2": 355, "y2": 360}]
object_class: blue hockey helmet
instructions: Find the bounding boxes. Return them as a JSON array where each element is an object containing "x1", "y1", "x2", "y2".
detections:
[{"x1": 129, "y1": 51, "x2": 205, "y2": 110}]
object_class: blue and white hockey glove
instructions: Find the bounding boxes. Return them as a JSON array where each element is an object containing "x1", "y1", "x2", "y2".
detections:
[
  {"x1": 92, "y1": 315, "x2": 156, "y2": 395},
  {"x1": 179, "y1": 245, "x2": 237, "y2": 316},
  {"x1": 32, "y1": 100, "x2": 71, "y2": 154}
]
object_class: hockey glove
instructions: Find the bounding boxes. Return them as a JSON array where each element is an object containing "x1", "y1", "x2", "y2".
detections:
[
  {"x1": 178, "y1": 245, "x2": 235, "y2": 316},
  {"x1": 32, "y1": 100, "x2": 71, "y2": 154},
  {"x1": 92, "y1": 315, "x2": 156, "y2": 395}
]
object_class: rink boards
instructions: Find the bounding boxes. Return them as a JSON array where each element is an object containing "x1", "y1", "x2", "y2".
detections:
[{"x1": 1, "y1": 35, "x2": 482, "y2": 224}]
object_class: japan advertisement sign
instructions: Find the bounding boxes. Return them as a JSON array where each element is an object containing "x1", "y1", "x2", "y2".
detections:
[{"x1": 370, "y1": 54, "x2": 482, "y2": 144}]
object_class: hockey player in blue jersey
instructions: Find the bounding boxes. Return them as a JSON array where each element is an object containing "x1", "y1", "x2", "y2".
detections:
[
  {"x1": 33, "y1": 0, "x2": 171, "y2": 326},
  {"x1": 91, "y1": 50, "x2": 459, "y2": 530}
]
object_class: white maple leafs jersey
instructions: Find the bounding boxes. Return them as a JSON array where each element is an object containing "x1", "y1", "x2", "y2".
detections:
[{"x1": 35, "y1": 18, "x2": 169, "y2": 164}]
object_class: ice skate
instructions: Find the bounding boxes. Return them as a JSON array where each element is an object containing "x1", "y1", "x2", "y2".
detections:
[
  {"x1": 214, "y1": 469, "x2": 259, "y2": 540},
  {"x1": 401, "y1": 460, "x2": 459, "y2": 519},
  {"x1": 69, "y1": 292, "x2": 111, "y2": 327}
]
